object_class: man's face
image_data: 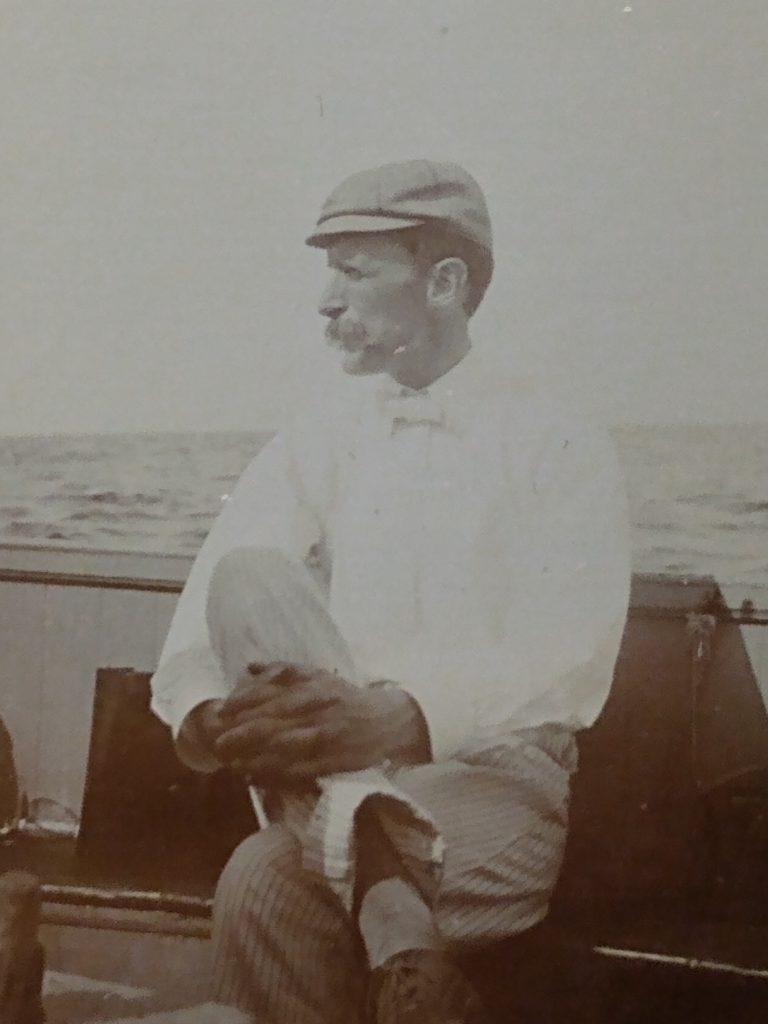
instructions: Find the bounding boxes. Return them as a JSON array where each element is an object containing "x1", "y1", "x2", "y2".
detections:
[{"x1": 319, "y1": 234, "x2": 432, "y2": 377}]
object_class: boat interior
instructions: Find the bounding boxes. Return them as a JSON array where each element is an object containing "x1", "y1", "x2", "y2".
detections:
[{"x1": 1, "y1": 545, "x2": 768, "y2": 1021}]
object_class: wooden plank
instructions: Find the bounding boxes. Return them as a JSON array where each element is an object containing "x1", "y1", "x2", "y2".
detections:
[
  {"x1": 0, "y1": 580, "x2": 46, "y2": 800},
  {"x1": 0, "y1": 543, "x2": 192, "y2": 586},
  {"x1": 42, "y1": 901, "x2": 210, "y2": 938},
  {"x1": 38, "y1": 585, "x2": 103, "y2": 818}
]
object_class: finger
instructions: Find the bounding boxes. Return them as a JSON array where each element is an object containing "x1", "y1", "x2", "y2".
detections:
[
  {"x1": 214, "y1": 716, "x2": 286, "y2": 759},
  {"x1": 228, "y1": 753, "x2": 285, "y2": 782},
  {"x1": 257, "y1": 662, "x2": 311, "y2": 686},
  {"x1": 222, "y1": 666, "x2": 296, "y2": 716},
  {"x1": 232, "y1": 662, "x2": 278, "y2": 691},
  {"x1": 222, "y1": 715, "x2": 331, "y2": 760},
  {"x1": 280, "y1": 755, "x2": 353, "y2": 781},
  {"x1": 223, "y1": 689, "x2": 334, "y2": 727},
  {"x1": 225, "y1": 663, "x2": 313, "y2": 712},
  {"x1": 246, "y1": 661, "x2": 298, "y2": 683},
  {"x1": 224, "y1": 705, "x2": 321, "y2": 735},
  {"x1": 266, "y1": 725, "x2": 324, "y2": 758},
  {"x1": 252, "y1": 687, "x2": 338, "y2": 721}
]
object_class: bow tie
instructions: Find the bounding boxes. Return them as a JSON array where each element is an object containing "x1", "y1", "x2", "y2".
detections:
[{"x1": 377, "y1": 386, "x2": 448, "y2": 434}]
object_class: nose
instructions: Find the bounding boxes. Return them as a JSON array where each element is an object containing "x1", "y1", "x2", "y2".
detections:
[{"x1": 318, "y1": 273, "x2": 347, "y2": 319}]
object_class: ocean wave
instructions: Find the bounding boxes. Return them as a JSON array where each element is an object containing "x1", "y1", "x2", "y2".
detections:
[
  {"x1": 7, "y1": 521, "x2": 89, "y2": 541},
  {"x1": 67, "y1": 508, "x2": 165, "y2": 523},
  {"x1": 178, "y1": 527, "x2": 213, "y2": 544},
  {"x1": 3, "y1": 425, "x2": 768, "y2": 586},
  {"x1": 0, "y1": 505, "x2": 32, "y2": 518},
  {"x1": 77, "y1": 490, "x2": 165, "y2": 506},
  {"x1": 46, "y1": 449, "x2": 107, "y2": 465},
  {"x1": 733, "y1": 500, "x2": 768, "y2": 514},
  {"x1": 676, "y1": 493, "x2": 727, "y2": 506},
  {"x1": 647, "y1": 544, "x2": 688, "y2": 557}
]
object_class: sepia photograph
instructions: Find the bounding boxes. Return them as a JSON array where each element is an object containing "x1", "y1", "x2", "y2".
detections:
[{"x1": 1, "y1": 2, "x2": 767, "y2": 1021}]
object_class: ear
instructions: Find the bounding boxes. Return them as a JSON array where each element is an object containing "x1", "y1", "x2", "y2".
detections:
[{"x1": 426, "y1": 257, "x2": 468, "y2": 310}]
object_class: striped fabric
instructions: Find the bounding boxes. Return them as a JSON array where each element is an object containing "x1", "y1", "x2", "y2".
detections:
[
  {"x1": 204, "y1": 547, "x2": 577, "y2": 1022},
  {"x1": 303, "y1": 766, "x2": 444, "y2": 914},
  {"x1": 212, "y1": 734, "x2": 575, "y2": 1023}
]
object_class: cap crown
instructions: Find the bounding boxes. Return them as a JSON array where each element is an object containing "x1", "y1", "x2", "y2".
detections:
[{"x1": 307, "y1": 159, "x2": 492, "y2": 253}]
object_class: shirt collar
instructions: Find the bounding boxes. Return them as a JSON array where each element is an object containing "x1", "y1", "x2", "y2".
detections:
[{"x1": 375, "y1": 345, "x2": 483, "y2": 436}]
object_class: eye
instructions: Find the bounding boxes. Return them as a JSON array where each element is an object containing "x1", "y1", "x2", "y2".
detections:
[{"x1": 343, "y1": 265, "x2": 365, "y2": 281}]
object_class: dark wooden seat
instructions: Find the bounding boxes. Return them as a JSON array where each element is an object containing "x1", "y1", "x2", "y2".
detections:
[
  {"x1": 77, "y1": 666, "x2": 254, "y2": 895},
  {"x1": 464, "y1": 575, "x2": 768, "y2": 1021}
]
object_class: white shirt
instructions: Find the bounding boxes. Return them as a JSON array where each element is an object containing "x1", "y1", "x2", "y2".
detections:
[{"x1": 152, "y1": 345, "x2": 632, "y2": 763}]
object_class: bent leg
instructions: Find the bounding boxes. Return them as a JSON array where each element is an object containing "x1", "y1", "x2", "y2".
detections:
[
  {"x1": 392, "y1": 729, "x2": 576, "y2": 948},
  {"x1": 206, "y1": 546, "x2": 357, "y2": 689},
  {"x1": 211, "y1": 825, "x2": 365, "y2": 1024},
  {"x1": 206, "y1": 549, "x2": 368, "y2": 1020},
  {"x1": 353, "y1": 731, "x2": 575, "y2": 1024}
]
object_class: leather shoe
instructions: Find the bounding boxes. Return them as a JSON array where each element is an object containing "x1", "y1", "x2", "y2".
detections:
[{"x1": 367, "y1": 948, "x2": 485, "y2": 1024}]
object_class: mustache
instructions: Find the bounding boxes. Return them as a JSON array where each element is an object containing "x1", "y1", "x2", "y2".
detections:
[{"x1": 325, "y1": 318, "x2": 368, "y2": 349}]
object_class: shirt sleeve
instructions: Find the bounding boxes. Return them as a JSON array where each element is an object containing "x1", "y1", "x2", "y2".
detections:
[
  {"x1": 414, "y1": 408, "x2": 633, "y2": 757},
  {"x1": 150, "y1": 429, "x2": 324, "y2": 767}
]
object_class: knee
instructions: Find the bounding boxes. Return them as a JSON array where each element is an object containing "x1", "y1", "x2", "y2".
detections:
[
  {"x1": 207, "y1": 547, "x2": 307, "y2": 627},
  {"x1": 206, "y1": 546, "x2": 289, "y2": 645},
  {"x1": 209, "y1": 546, "x2": 276, "y2": 605},
  {"x1": 210, "y1": 546, "x2": 300, "y2": 592},
  {"x1": 215, "y1": 826, "x2": 298, "y2": 909}
]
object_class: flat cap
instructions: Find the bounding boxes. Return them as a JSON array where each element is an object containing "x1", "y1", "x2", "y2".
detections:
[{"x1": 306, "y1": 159, "x2": 492, "y2": 255}]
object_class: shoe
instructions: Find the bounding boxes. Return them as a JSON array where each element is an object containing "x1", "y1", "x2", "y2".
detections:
[
  {"x1": 367, "y1": 949, "x2": 485, "y2": 1024},
  {"x1": 0, "y1": 871, "x2": 45, "y2": 1024}
]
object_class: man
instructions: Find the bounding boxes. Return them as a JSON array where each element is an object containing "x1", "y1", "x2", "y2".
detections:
[{"x1": 148, "y1": 160, "x2": 632, "y2": 1023}]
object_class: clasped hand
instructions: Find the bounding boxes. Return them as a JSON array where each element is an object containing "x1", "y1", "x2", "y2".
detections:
[{"x1": 202, "y1": 662, "x2": 427, "y2": 786}]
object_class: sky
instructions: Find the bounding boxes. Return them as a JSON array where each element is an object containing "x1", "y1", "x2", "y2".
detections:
[{"x1": 2, "y1": 0, "x2": 766, "y2": 435}]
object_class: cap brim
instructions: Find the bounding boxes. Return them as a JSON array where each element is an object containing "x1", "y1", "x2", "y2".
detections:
[{"x1": 305, "y1": 213, "x2": 425, "y2": 247}]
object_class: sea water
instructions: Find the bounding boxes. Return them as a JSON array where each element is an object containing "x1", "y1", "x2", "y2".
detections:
[{"x1": 1, "y1": 424, "x2": 767, "y2": 586}]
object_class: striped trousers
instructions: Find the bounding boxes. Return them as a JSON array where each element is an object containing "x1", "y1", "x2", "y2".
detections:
[{"x1": 205, "y1": 548, "x2": 577, "y2": 1024}]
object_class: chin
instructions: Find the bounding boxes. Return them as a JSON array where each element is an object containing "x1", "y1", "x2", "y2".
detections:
[{"x1": 339, "y1": 347, "x2": 387, "y2": 376}]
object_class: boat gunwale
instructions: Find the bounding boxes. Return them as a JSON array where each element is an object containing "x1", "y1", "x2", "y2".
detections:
[{"x1": 3, "y1": 565, "x2": 768, "y2": 623}]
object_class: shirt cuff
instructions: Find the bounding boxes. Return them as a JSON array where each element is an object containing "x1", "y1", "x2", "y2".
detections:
[{"x1": 150, "y1": 646, "x2": 229, "y2": 772}]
